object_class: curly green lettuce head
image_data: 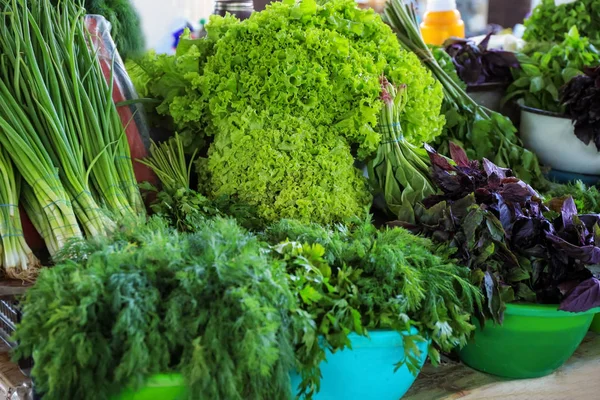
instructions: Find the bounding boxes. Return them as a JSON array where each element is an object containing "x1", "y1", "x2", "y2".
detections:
[
  {"x1": 198, "y1": 0, "x2": 443, "y2": 224},
  {"x1": 208, "y1": 114, "x2": 372, "y2": 224},
  {"x1": 201, "y1": 0, "x2": 443, "y2": 150}
]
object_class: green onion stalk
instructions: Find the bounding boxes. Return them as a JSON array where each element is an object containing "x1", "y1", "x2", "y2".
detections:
[
  {"x1": 0, "y1": 90, "x2": 82, "y2": 256},
  {"x1": 66, "y1": 1, "x2": 144, "y2": 216},
  {"x1": 367, "y1": 77, "x2": 436, "y2": 224},
  {"x1": 0, "y1": 150, "x2": 40, "y2": 280},
  {"x1": 384, "y1": 0, "x2": 547, "y2": 189},
  {"x1": 0, "y1": 0, "x2": 111, "y2": 240},
  {"x1": 138, "y1": 133, "x2": 197, "y2": 192}
]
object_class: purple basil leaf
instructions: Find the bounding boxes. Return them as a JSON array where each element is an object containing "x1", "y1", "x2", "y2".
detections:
[
  {"x1": 449, "y1": 142, "x2": 470, "y2": 167},
  {"x1": 559, "y1": 278, "x2": 600, "y2": 312},
  {"x1": 484, "y1": 270, "x2": 504, "y2": 324},
  {"x1": 478, "y1": 32, "x2": 493, "y2": 51},
  {"x1": 500, "y1": 182, "x2": 531, "y2": 203},
  {"x1": 546, "y1": 233, "x2": 600, "y2": 264},
  {"x1": 483, "y1": 158, "x2": 510, "y2": 179},
  {"x1": 561, "y1": 196, "x2": 578, "y2": 229},
  {"x1": 425, "y1": 144, "x2": 454, "y2": 171}
]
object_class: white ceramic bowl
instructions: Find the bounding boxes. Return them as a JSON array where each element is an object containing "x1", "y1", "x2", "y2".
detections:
[{"x1": 520, "y1": 106, "x2": 600, "y2": 175}]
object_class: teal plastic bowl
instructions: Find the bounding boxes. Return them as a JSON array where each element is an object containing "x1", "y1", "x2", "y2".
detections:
[
  {"x1": 112, "y1": 330, "x2": 428, "y2": 400},
  {"x1": 290, "y1": 328, "x2": 428, "y2": 400}
]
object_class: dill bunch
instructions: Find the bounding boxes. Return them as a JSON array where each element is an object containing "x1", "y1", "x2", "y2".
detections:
[{"x1": 14, "y1": 217, "x2": 295, "y2": 400}]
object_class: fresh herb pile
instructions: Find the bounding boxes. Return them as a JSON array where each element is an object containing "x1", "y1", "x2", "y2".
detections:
[
  {"x1": 384, "y1": 0, "x2": 546, "y2": 188},
  {"x1": 15, "y1": 217, "x2": 297, "y2": 400},
  {"x1": 561, "y1": 65, "x2": 600, "y2": 149},
  {"x1": 14, "y1": 212, "x2": 483, "y2": 400},
  {"x1": 266, "y1": 218, "x2": 482, "y2": 383},
  {"x1": 392, "y1": 144, "x2": 600, "y2": 322},
  {"x1": 444, "y1": 33, "x2": 519, "y2": 86},
  {"x1": 505, "y1": 27, "x2": 600, "y2": 113},
  {"x1": 524, "y1": 0, "x2": 600, "y2": 46},
  {"x1": 128, "y1": 0, "x2": 445, "y2": 225}
]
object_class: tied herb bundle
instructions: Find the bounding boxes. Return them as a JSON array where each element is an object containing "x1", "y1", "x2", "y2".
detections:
[
  {"x1": 368, "y1": 77, "x2": 436, "y2": 223},
  {"x1": 0, "y1": 149, "x2": 40, "y2": 279},
  {"x1": 0, "y1": 0, "x2": 144, "y2": 255},
  {"x1": 384, "y1": 0, "x2": 546, "y2": 188}
]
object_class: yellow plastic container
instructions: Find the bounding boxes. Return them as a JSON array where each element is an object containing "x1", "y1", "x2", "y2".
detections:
[{"x1": 420, "y1": 0, "x2": 465, "y2": 46}]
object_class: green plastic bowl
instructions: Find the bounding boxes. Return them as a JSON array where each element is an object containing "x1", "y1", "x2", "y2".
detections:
[
  {"x1": 111, "y1": 374, "x2": 187, "y2": 400},
  {"x1": 459, "y1": 303, "x2": 600, "y2": 379},
  {"x1": 591, "y1": 313, "x2": 600, "y2": 333}
]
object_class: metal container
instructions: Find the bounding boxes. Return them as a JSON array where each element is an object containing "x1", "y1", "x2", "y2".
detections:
[{"x1": 214, "y1": 1, "x2": 254, "y2": 20}]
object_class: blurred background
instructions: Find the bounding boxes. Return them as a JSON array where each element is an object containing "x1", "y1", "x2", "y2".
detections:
[{"x1": 133, "y1": 0, "x2": 542, "y2": 52}]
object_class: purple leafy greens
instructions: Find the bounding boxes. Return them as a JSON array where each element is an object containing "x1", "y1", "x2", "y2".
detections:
[
  {"x1": 391, "y1": 144, "x2": 600, "y2": 323},
  {"x1": 444, "y1": 33, "x2": 520, "y2": 86},
  {"x1": 561, "y1": 66, "x2": 600, "y2": 151}
]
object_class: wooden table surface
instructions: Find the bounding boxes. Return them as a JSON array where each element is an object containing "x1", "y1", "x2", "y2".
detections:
[
  {"x1": 0, "y1": 280, "x2": 31, "y2": 298},
  {"x1": 405, "y1": 332, "x2": 600, "y2": 400}
]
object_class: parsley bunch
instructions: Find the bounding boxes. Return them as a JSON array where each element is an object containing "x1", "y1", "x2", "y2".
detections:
[{"x1": 265, "y1": 217, "x2": 483, "y2": 396}]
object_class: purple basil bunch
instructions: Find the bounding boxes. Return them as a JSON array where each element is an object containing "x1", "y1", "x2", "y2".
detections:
[
  {"x1": 444, "y1": 33, "x2": 520, "y2": 86},
  {"x1": 393, "y1": 143, "x2": 600, "y2": 323},
  {"x1": 561, "y1": 65, "x2": 600, "y2": 150}
]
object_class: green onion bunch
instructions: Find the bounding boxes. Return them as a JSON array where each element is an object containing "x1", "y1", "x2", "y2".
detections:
[
  {"x1": 0, "y1": 149, "x2": 40, "y2": 279},
  {"x1": 0, "y1": 0, "x2": 144, "y2": 256}
]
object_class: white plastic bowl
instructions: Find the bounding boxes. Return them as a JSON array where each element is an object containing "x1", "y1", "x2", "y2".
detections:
[{"x1": 519, "y1": 106, "x2": 600, "y2": 175}]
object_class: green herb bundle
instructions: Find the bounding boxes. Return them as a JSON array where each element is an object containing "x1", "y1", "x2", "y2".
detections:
[
  {"x1": 506, "y1": 27, "x2": 600, "y2": 113},
  {"x1": 524, "y1": 0, "x2": 600, "y2": 46},
  {"x1": 265, "y1": 218, "x2": 483, "y2": 396},
  {"x1": 0, "y1": 0, "x2": 144, "y2": 254},
  {"x1": 15, "y1": 217, "x2": 296, "y2": 400},
  {"x1": 368, "y1": 77, "x2": 436, "y2": 223},
  {"x1": 384, "y1": 0, "x2": 546, "y2": 188}
]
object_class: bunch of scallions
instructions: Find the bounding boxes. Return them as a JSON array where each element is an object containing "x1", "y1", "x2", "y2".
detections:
[
  {"x1": 0, "y1": 0, "x2": 144, "y2": 259},
  {"x1": 0, "y1": 149, "x2": 40, "y2": 280}
]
